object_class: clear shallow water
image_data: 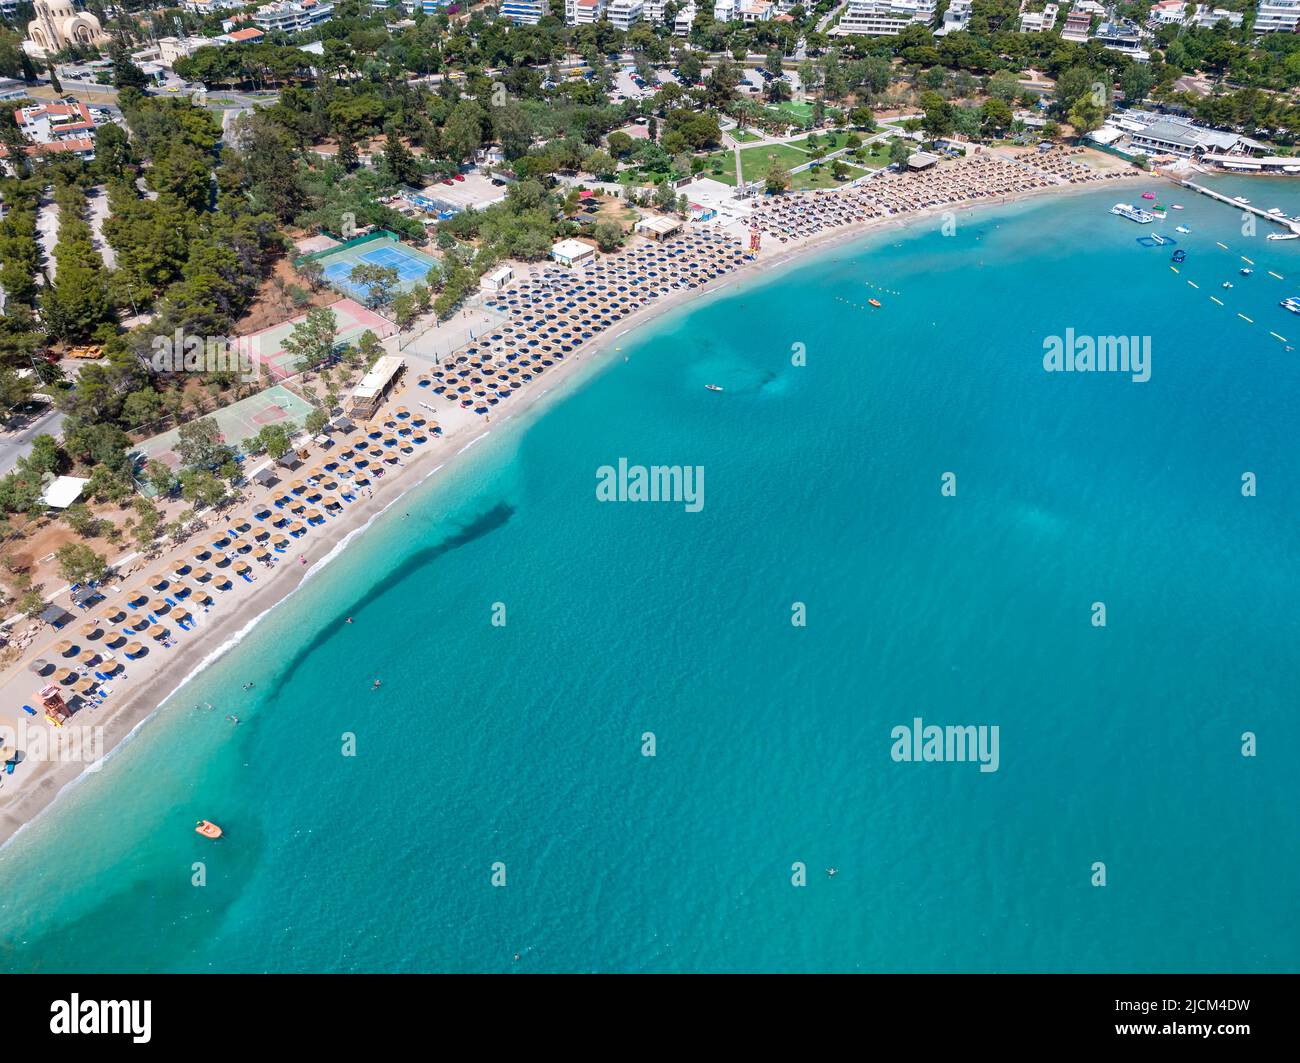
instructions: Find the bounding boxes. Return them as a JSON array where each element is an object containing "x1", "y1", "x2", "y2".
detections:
[{"x1": 1, "y1": 181, "x2": 1298, "y2": 973}]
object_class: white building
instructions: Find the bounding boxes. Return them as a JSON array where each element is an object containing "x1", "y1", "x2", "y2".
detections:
[
  {"x1": 1147, "y1": 0, "x2": 1186, "y2": 23},
  {"x1": 1019, "y1": 2, "x2": 1057, "y2": 31},
  {"x1": 937, "y1": 0, "x2": 971, "y2": 33},
  {"x1": 565, "y1": 0, "x2": 605, "y2": 21},
  {"x1": 739, "y1": 0, "x2": 773, "y2": 19},
  {"x1": 499, "y1": 0, "x2": 546, "y2": 22},
  {"x1": 607, "y1": 0, "x2": 643, "y2": 28},
  {"x1": 642, "y1": 0, "x2": 669, "y2": 19},
  {"x1": 674, "y1": 1, "x2": 696, "y2": 32},
  {"x1": 551, "y1": 238, "x2": 596, "y2": 267},
  {"x1": 252, "y1": 0, "x2": 334, "y2": 33},
  {"x1": 1254, "y1": 0, "x2": 1300, "y2": 31},
  {"x1": 832, "y1": 0, "x2": 936, "y2": 35},
  {"x1": 714, "y1": 0, "x2": 737, "y2": 18},
  {"x1": 1192, "y1": 5, "x2": 1242, "y2": 26}
]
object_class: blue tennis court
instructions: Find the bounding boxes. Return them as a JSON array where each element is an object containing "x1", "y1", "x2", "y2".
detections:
[
  {"x1": 306, "y1": 234, "x2": 441, "y2": 301},
  {"x1": 356, "y1": 244, "x2": 432, "y2": 281}
]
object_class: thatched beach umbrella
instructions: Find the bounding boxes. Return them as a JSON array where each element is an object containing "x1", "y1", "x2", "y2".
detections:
[
  {"x1": 192, "y1": 546, "x2": 210, "y2": 561},
  {"x1": 148, "y1": 598, "x2": 169, "y2": 614},
  {"x1": 55, "y1": 667, "x2": 77, "y2": 684},
  {"x1": 149, "y1": 624, "x2": 167, "y2": 640},
  {"x1": 272, "y1": 535, "x2": 289, "y2": 549},
  {"x1": 234, "y1": 561, "x2": 251, "y2": 576},
  {"x1": 124, "y1": 642, "x2": 144, "y2": 658},
  {"x1": 74, "y1": 677, "x2": 97, "y2": 696},
  {"x1": 192, "y1": 567, "x2": 210, "y2": 582},
  {"x1": 105, "y1": 607, "x2": 127, "y2": 624},
  {"x1": 148, "y1": 573, "x2": 168, "y2": 590},
  {"x1": 192, "y1": 590, "x2": 213, "y2": 606},
  {"x1": 79, "y1": 620, "x2": 101, "y2": 638},
  {"x1": 54, "y1": 639, "x2": 75, "y2": 657},
  {"x1": 172, "y1": 560, "x2": 190, "y2": 577},
  {"x1": 254, "y1": 548, "x2": 271, "y2": 562},
  {"x1": 78, "y1": 649, "x2": 99, "y2": 665},
  {"x1": 29, "y1": 658, "x2": 51, "y2": 674}
]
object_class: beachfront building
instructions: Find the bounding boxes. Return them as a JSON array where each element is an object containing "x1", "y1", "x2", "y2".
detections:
[
  {"x1": 1254, "y1": 0, "x2": 1300, "y2": 32},
  {"x1": 499, "y1": 0, "x2": 546, "y2": 22},
  {"x1": 551, "y1": 238, "x2": 596, "y2": 267},
  {"x1": 565, "y1": 0, "x2": 606, "y2": 22},
  {"x1": 674, "y1": 1, "x2": 696, "y2": 31},
  {"x1": 253, "y1": 0, "x2": 334, "y2": 33},
  {"x1": 831, "y1": 0, "x2": 937, "y2": 37},
  {"x1": 642, "y1": 0, "x2": 669, "y2": 20},
  {"x1": 347, "y1": 355, "x2": 405, "y2": 420},
  {"x1": 1092, "y1": 109, "x2": 1267, "y2": 160},
  {"x1": 1019, "y1": 3, "x2": 1057, "y2": 31},
  {"x1": 607, "y1": 0, "x2": 643, "y2": 28},
  {"x1": 634, "y1": 215, "x2": 683, "y2": 240},
  {"x1": 480, "y1": 265, "x2": 514, "y2": 293},
  {"x1": 25, "y1": 0, "x2": 110, "y2": 57},
  {"x1": 907, "y1": 151, "x2": 939, "y2": 171},
  {"x1": 714, "y1": 0, "x2": 737, "y2": 17},
  {"x1": 936, "y1": 0, "x2": 971, "y2": 33},
  {"x1": 739, "y1": 0, "x2": 774, "y2": 20}
]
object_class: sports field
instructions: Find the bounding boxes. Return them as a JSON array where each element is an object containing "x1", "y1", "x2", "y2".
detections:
[
  {"x1": 311, "y1": 237, "x2": 440, "y2": 302},
  {"x1": 245, "y1": 298, "x2": 395, "y2": 381},
  {"x1": 133, "y1": 385, "x2": 316, "y2": 471}
]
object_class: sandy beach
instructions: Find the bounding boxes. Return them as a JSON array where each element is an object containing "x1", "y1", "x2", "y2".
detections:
[{"x1": 0, "y1": 157, "x2": 1154, "y2": 850}]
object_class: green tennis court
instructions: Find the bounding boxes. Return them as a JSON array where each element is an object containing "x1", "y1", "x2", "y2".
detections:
[{"x1": 133, "y1": 386, "x2": 317, "y2": 471}]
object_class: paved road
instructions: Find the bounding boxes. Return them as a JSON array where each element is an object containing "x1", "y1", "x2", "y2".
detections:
[{"x1": 0, "y1": 404, "x2": 66, "y2": 478}]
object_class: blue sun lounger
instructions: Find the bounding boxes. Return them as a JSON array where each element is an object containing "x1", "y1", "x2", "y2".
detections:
[{"x1": 22, "y1": 704, "x2": 36, "y2": 716}]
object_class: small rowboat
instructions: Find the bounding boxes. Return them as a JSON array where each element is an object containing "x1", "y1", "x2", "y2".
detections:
[{"x1": 195, "y1": 820, "x2": 223, "y2": 839}]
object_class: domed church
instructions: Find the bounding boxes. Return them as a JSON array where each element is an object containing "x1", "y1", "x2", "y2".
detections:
[{"x1": 26, "y1": 1, "x2": 110, "y2": 57}]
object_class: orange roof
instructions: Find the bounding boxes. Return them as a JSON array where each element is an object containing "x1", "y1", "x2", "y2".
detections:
[{"x1": 227, "y1": 27, "x2": 264, "y2": 41}]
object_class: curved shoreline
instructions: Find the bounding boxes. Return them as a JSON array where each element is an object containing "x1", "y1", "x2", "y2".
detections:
[{"x1": 0, "y1": 170, "x2": 1147, "y2": 853}]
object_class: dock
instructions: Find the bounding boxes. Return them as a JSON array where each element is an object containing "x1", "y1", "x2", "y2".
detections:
[{"x1": 1179, "y1": 180, "x2": 1300, "y2": 234}]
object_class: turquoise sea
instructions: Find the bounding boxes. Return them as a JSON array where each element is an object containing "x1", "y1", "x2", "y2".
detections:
[{"x1": 0, "y1": 177, "x2": 1297, "y2": 973}]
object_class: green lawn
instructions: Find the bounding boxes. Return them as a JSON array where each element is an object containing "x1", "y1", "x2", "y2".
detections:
[
  {"x1": 738, "y1": 142, "x2": 812, "y2": 182},
  {"x1": 700, "y1": 151, "x2": 739, "y2": 184},
  {"x1": 790, "y1": 163, "x2": 867, "y2": 190},
  {"x1": 788, "y1": 131, "x2": 856, "y2": 155},
  {"x1": 731, "y1": 129, "x2": 762, "y2": 143}
]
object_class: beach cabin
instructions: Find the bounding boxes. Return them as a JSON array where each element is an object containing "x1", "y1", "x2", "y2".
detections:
[
  {"x1": 550, "y1": 238, "x2": 596, "y2": 268},
  {"x1": 347, "y1": 355, "x2": 406, "y2": 420},
  {"x1": 907, "y1": 152, "x2": 940, "y2": 172},
  {"x1": 40, "y1": 475, "x2": 88, "y2": 510},
  {"x1": 634, "y1": 215, "x2": 682, "y2": 241},
  {"x1": 480, "y1": 265, "x2": 513, "y2": 293}
]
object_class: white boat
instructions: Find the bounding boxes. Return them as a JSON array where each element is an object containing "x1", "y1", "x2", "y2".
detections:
[
  {"x1": 1280, "y1": 298, "x2": 1300, "y2": 314},
  {"x1": 1111, "y1": 202, "x2": 1155, "y2": 224},
  {"x1": 1267, "y1": 232, "x2": 1300, "y2": 241},
  {"x1": 1175, "y1": 226, "x2": 1191, "y2": 234},
  {"x1": 1240, "y1": 268, "x2": 1253, "y2": 276},
  {"x1": 1171, "y1": 204, "x2": 1184, "y2": 210},
  {"x1": 1235, "y1": 196, "x2": 1250, "y2": 204},
  {"x1": 705, "y1": 384, "x2": 724, "y2": 392},
  {"x1": 1223, "y1": 282, "x2": 1234, "y2": 289}
]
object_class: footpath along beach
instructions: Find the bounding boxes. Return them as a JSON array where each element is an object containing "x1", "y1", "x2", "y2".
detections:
[{"x1": 0, "y1": 149, "x2": 1150, "y2": 848}]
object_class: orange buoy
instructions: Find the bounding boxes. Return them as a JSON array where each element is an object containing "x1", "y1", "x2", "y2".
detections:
[{"x1": 195, "y1": 819, "x2": 223, "y2": 839}]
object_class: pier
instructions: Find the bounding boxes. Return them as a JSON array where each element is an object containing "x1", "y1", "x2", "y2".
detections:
[{"x1": 1179, "y1": 180, "x2": 1300, "y2": 234}]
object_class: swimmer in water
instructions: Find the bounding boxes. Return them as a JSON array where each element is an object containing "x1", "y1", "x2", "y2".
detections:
[
  {"x1": 372, "y1": 679, "x2": 382, "y2": 689},
  {"x1": 226, "y1": 714, "x2": 239, "y2": 725},
  {"x1": 346, "y1": 617, "x2": 353, "y2": 624}
]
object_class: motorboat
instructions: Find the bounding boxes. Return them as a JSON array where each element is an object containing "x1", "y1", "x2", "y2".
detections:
[
  {"x1": 1240, "y1": 268, "x2": 1253, "y2": 276},
  {"x1": 705, "y1": 384, "x2": 724, "y2": 392},
  {"x1": 195, "y1": 820, "x2": 224, "y2": 839}
]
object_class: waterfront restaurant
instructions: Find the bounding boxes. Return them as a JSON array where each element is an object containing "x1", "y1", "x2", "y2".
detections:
[
  {"x1": 347, "y1": 355, "x2": 406, "y2": 420},
  {"x1": 634, "y1": 215, "x2": 683, "y2": 241}
]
